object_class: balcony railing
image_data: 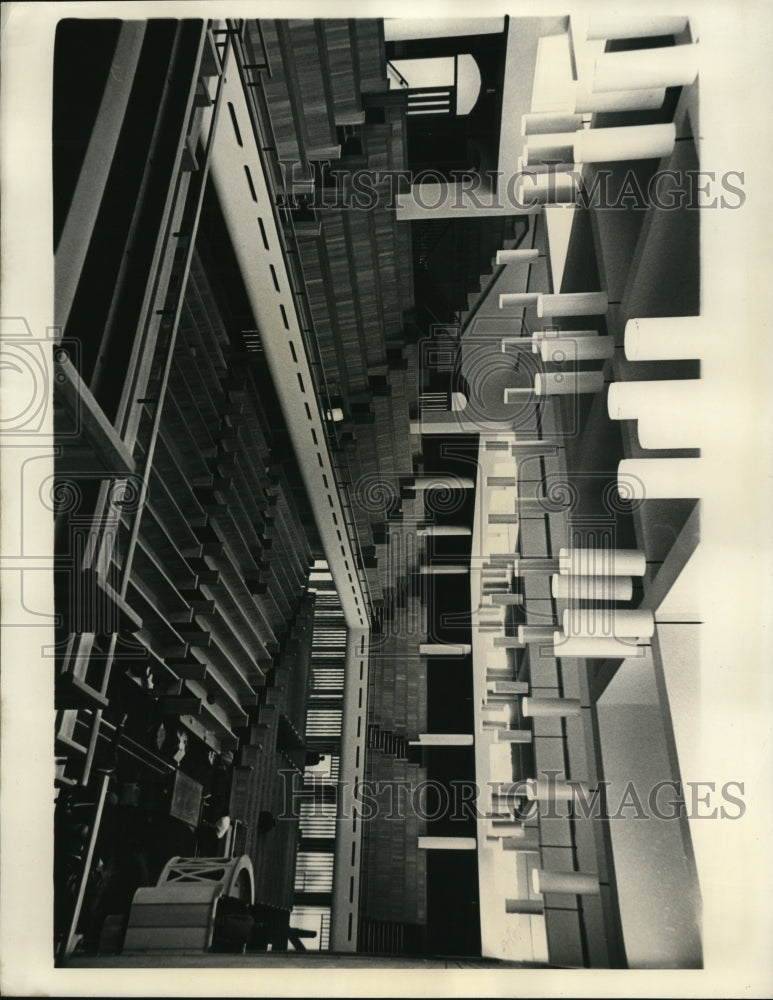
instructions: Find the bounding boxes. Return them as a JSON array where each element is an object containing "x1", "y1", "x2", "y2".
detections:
[{"x1": 227, "y1": 19, "x2": 379, "y2": 629}]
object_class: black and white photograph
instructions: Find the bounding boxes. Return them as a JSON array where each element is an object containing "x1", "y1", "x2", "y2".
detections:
[{"x1": 1, "y1": 2, "x2": 772, "y2": 995}]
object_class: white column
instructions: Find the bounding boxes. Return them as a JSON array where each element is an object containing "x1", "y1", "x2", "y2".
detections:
[
  {"x1": 499, "y1": 292, "x2": 540, "y2": 309},
  {"x1": 521, "y1": 111, "x2": 583, "y2": 135},
  {"x1": 625, "y1": 316, "x2": 703, "y2": 361},
  {"x1": 419, "y1": 564, "x2": 468, "y2": 575},
  {"x1": 562, "y1": 607, "x2": 655, "y2": 639},
  {"x1": 574, "y1": 123, "x2": 676, "y2": 163},
  {"x1": 493, "y1": 637, "x2": 526, "y2": 649},
  {"x1": 537, "y1": 291, "x2": 609, "y2": 317},
  {"x1": 517, "y1": 156, "x2": 570, "y2": 175},
  {"x1": 531, "y1": 329, "x2": 599, "y2": 353},
  {"x1": 418, "y1": 525, "x2": 471, "y2": 537},
  {"x1": 636, "y1": 410, "x2": 703, "y2": 450},
  {"x1": 572, "y1": 82, "x2": 666, "y2": 113},
  {"x1": 500, "y1": 829, "x2": 541, "y2": 851},
  {"x1": 482, "y1": 699, "x2": 512, "y2": 712},
  {"x1": 611, "y1": 384, "x2": 703, "y2": 447},
  {"x1": 534, "y1": 371, "x2": 605, "y2": 396},
  {"x1": 419, "y1": 643, "x2": 472, "y2": 656},
  {"x1": 488, "y1": 680, "x2": 529, "y2": 695},
  {"x1": 521, "y1": 131, "x2": 577, "y2": 164},
  {"x1": 505, "y1": 387, "x2": 532, "y2": 402},
  {"x1": 510, "y1": 440, "x2": 561, "y2": 453},
  {"x1": 518, "y1": 625, "x2": 556, "y2": 643},
  {"x1": 409, "y1": 733, "x2": 474, "y2": 747},
  {"x1": 397, "y1": 183, "x2": 541, "y2": 221},
  {"x1": 488, "y1": 820, "x2": 536, "y2": 841},
  {"x1": 495, "y1": 729, "x2": 533, "y2": 744},
  {"x1": 413, "y1": 475, "x2": 475, "y2": 490},
  {"x1": 586, "y1": 14, "x2": 688, "y2": 39},
  {"x1": 485, "y1": 688, "x2": 519, "y2": 703},
  {"x1": 486, "y1": 666, "x2": 518, "y2": 680},
  {"x1": 487, "y1": 476, "x2": 517, "y2": 487},
  {"x1": 517, "y1": 171, "x2": 579, "y2": 205},
  {"x1": 532, "y1": 868, "x2": 600, "y2": 896},
  {"x1": 522, "y1": 697, "x2": 582, "y2": 719},
  {"x1": 593, "y1": 45, "x2": 700, "y2": 92},
  {"x1": 501, "y1": 335, "x2": 534, "y2": 353},
  {"x1": 525, "y1": 777, "x2": 590, "y2": 803},
  {"x1": 505, "y1": 898, "x2": 544, "y2": 914},
  {"x1": 511, "y1": 558, "x2": 559, "y2": 574},
  {"x1": 618, "y1": 458, "x2": 703, "y2": 499},
  {"x1": 491, "y1": 782, "x2": 529, "y2": 797},
  {"x1": 488, "y1": 512, "x2": 516, "y2": 525},
  {"x1": 418, "y1": 837, "x2": 477, "y2": 851},
  {"x1": 559, "y1": 547, "x2": 646, "y2": 577},
  {"x1": 496, "y1": 248, "x2": 540, "y2": 264},
  {"x1": 540, "y1": 336, "x2": 615, "y2": 362},
  {"x1": 609, "y1": 379, "x2": 704, "y2": 420},
  {"x1": 551, "y1": 574, "x2": 633, "y2": 601},
  {"x1": 554, "y1": 631, "x2": 645, "y2": 658}
]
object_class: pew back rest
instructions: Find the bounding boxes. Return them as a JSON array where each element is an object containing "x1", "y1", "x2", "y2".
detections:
[{"x1": 122, "y1": 882, "x2": 222, "y2": 953}]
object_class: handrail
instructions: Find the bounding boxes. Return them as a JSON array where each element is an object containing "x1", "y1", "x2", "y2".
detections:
[
  {"x1": 386, "y1": 59, "x2": 409, "y2": 89},
  {"x1": 57, "y1": 23, "x2": 228, "y2": 961},
  {"x1": 228, "y1": 20, "x2": 378, "y2": 627},
  {"x1": 461, "y1": 218, "x2": 534, "y2": 337}
]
